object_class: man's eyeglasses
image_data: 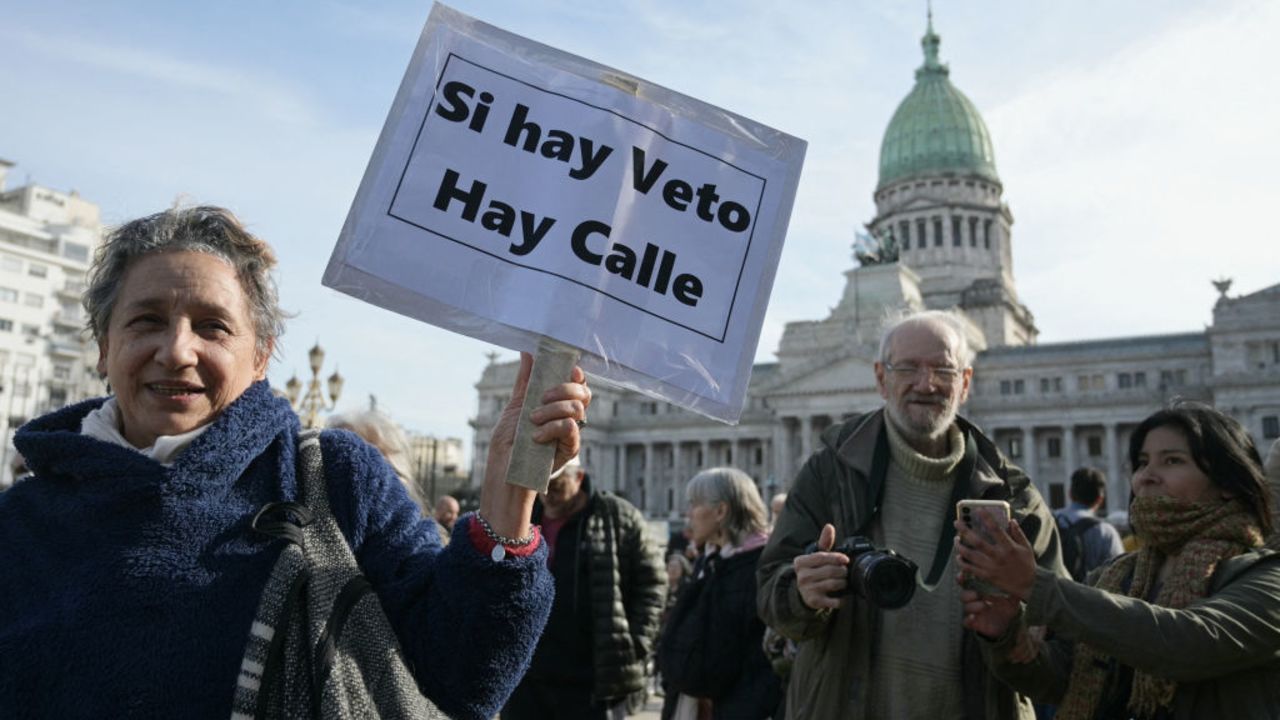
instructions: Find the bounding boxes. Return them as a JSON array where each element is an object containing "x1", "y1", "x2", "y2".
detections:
[{"x1": 883, "y1": 362, "x2": 964, "y2": 385}]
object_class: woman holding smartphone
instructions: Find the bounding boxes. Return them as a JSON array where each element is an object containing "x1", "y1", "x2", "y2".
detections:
[{"x1": 953, "y1": 402, "x2": 1280, "y2": 719}]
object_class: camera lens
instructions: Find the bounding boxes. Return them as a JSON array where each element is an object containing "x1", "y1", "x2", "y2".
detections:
[{"x1": 852, "y1": 552, "x2": 917, "y2": 609}]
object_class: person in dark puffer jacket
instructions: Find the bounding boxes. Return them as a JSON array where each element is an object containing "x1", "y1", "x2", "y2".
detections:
[
  {"x1": 660, "y1": 467, "x2": 782, "y2": 720},
  {"x1": 505, "y1": 460, "x2": 667, "y2": 719}
]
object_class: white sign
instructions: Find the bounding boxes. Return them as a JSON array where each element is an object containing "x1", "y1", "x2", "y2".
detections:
[{"x1": 325, "y1": 4, "x2": 806, "y2": 422}]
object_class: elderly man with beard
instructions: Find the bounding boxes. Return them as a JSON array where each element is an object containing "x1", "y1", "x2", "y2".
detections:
[
  {"x1": 503, "y1": 459, "x2": 666, "y2": 720},
  {"x1": 757, "y1": 310, "x2": 1064, "y2": 720}
]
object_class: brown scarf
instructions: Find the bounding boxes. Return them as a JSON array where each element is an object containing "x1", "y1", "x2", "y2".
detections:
[{"x1": 1055, "y1": 495, "x2": 1263, "y2": 720}]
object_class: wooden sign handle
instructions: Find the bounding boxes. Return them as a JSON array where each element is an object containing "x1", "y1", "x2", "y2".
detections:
[{"x1": 505, "y1": 337, "x2": 582, "y2": 493}]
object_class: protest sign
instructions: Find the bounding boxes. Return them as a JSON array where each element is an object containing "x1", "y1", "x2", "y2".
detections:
[{"x1": 324, "y1": 3, "x2": 806, "y2": 422}]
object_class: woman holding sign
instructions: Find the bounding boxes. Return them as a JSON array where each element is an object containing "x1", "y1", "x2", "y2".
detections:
[
  {"x1": 954, "y1": 403, "x2": 1280, "y2": 719},
  {"x1": 0, "y1": 205, "x2": 587, "y2": 719}
]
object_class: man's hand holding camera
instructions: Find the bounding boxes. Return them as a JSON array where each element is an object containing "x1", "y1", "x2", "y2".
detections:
[
  {"x1": 794, "y1": 524, "x2": 918, "y2": 611},
  {"x1": 793, "y1": 524, "x2": 850, "y2": 610}
]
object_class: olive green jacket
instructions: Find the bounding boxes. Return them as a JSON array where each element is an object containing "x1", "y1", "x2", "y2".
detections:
[
  {"x1": 756, "y1": 410, "x2": 1065, "y2": 719},
  {"x1": 984, "y1": 549, "x2": 1280, "y2": 719}
]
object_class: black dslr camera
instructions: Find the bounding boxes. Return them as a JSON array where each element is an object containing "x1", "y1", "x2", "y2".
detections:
[{"x1": 805, "y1": 536, "x2": 918, "y2": 609}]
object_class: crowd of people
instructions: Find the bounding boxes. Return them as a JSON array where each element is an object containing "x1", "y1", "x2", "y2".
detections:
[{"x1": 1, "y1": 205, "x2": 1279, "y2": 719}]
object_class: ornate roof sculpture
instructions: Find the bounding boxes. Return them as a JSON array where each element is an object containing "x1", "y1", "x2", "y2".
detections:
[{"x1": 877, "y1": 11, "x2": 999, "y2": 189}]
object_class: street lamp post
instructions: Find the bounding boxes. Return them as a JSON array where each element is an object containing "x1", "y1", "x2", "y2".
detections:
[{"x1": 283, "y1": 341, "x2": 344, "y2": 428}]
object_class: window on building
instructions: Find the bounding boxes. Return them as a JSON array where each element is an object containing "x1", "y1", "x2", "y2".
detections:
[
  {"x1": 1000, "y1": 379, "x2": 1012, "y2": 395},
  {"x1": 48, "y1": 388, "x2": 68, "y2": 408},
  {"x1": 755, "y1": 446, "x2": 764, "y2": 464},
  {"x1": 1049, "y1": 483, "x2": 1066, "y2": 509},
  {"x1": 62, "y1": 242, "x2": 90, "y2": 262},
  {"x1": 667, "y1": 488, "x2": 674, "y2": 512},
  {"x1": 1272, "y1": 342, "x2": 1280, "y2": 364},
  {"x1": 1087, "y1": 436, "x2": 1103, "y2": 456},
  {"x1": 983, "y1": 219, "x2": 992, "y2": 249},
  {"x1": 952, "y1": 216, "x2": 962, "y2": 246},
  {"x1": 1118, "y1": 372, "x2": 1133, "y2": 389},
  {"x1": 21, "y1": 324, "x2": 39, "y2": 337},
  {"x1": 0, "y1": 319, "x2": 12, "y2": 332},
  {"x1": 1263, "y1": 416, "x2": 1280, "y2": 440},
  {"x1": 969, "y1": 217, "x2": 978, "y2": 247},
  {"x1": 14, "y1": 381, "x2": 31, "y2": 398},
  {"x1": 1047, "y1": 437, "x2": 1062, "y2": 458},
  {"x1": 917, "y1": 219, "x2": 927, "y2": 249},
  {"x1": 1091, "y1": 374, "x2": 1105, "y2": 390},
  {"x1": 1, "y1": 256, "x2": 20, "y2": 273},
  {"x1": 0, "y1": 287, "x2": 17, "y2": 303},
  {"x1": 24, "y1": 293, "x2": 43, "y2": 308},
  {"x1": 933, "y1": 217, "x2": 943, "y2": 247},
  {"x1": 1008, "y1": 437, "x2": 1022, "y2": 458},
  {"x1": 900, "y1": 221, "x2": 911, "y2": 250},
  {"x1": 1014, "y1": 379, "x2": 1025, "y2": 394},
  {"x1": 1134, "y1": 371, "x2": 1147, "y2": 388},
  {"x1": 1077, "y1": 375, "x2": 1090, "y2": 392},
  {"x1": 27, "y1": 263, "x2": 48, "y2": 278}
]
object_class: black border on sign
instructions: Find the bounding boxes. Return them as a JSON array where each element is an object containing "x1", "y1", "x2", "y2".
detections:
[{"x1": 385, "y1": 52, "x2": 767, "y2": 344}]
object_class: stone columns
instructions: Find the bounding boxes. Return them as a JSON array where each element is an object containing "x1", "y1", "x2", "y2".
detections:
[
  {"x1": 801, "y1": 416, "x2": 815, "y2": 463},
  {"x1": 1062, "y1": 426, "x2": 1077, "y2": 476},
  {"x1": 1022, "y1": 426, "x2": 1038, "y2": 494},
  {"x1": 775, "y1": 420, "x2": 793, "y2": 486},
  {"x1": 700, "y1": 439, "x2": 710, "y2": 472},
  {"x1": 643, "y1": 443, "x2": 655, "y2": 516},
  {"x1": 1105, "y1": 423, "x2": 1123, "y2": 511},
  {"x1": 672, "y1": 441, "x2": 684, "y2": 516}
]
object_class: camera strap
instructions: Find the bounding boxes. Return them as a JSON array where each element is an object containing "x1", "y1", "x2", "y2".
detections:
[{"x1": 862, "y1": 425, "x2": 979, "y2": 588}]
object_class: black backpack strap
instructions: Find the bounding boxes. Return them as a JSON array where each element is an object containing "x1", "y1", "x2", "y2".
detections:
[{"x1": 854, "y1": 425, "x2": 892, "y2": 536}]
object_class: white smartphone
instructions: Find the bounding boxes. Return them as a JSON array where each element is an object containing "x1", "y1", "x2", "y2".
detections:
[
  {"x1": 956, "y1": 499, "x2": 1011, "y2": 597},
  {"x1": 957, "y1": 499, "x2": 1011, "y2": 542}
]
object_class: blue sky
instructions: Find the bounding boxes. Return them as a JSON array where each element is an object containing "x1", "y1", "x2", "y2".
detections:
[{"x1": 3, "y1": 0, "x2": 1277, "y2": 455}]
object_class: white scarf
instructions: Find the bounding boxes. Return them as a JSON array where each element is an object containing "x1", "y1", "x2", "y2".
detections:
[{"x1": 80, "y1": 397, "x2": 211, "y2": 466}]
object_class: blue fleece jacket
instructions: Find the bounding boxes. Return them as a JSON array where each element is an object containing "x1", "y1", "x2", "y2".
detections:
[{"x1": 0, "y1": 381, "x2": 552, "y2": 720}]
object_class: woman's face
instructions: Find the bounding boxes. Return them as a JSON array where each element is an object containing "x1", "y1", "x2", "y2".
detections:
[
  {"x1": 97, "y1": 251, "x2": 269, "y2": 449},
  {"x1": 687, "y1": 499, "x2": 727, "y2": 546},
  {"x1": 1131, "y1": 425, "x2": 1223, "y2": 504}
]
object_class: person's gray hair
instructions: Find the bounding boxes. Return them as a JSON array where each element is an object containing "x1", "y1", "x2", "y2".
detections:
[
  {"x1": 876, "y1": 309, "x2": 974, "y2": 368},
  {"x1": 84, "y1": 205, "x2": 287, "y2": 358},
  {"x1": 686, "y1": 466, "x2": 769, "y2": 546},
  {"x1": 328, "y1": 410, "x2": 424, "y2": 511}
]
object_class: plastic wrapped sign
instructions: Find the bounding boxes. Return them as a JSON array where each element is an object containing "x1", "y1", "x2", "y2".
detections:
[{"x1": 325, "y1": 3, "x2": 806, "y2": 422}]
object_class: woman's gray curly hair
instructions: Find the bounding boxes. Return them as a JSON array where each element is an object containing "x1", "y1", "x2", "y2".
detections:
[
  {"x1": 686, "y1": 466, "x2": 769, "y2": 547},
  {"x1": 83, "y1": 205, "x2": 286, "y2": 357}
]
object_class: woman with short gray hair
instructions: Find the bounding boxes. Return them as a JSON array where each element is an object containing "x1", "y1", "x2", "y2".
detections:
[
  {"x1": 0, "y1": 204, "x2": 590, "y2": 718},
  {"x1": 686, "y1": 466, "x2": 770, "y2": 547},
  {"x1": 659, "y1": 467, "x2": 781, "y2": 719}
]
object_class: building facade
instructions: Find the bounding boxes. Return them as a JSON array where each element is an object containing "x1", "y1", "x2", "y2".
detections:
[
  {"x1": 0, "y1": 159, "x2": 106, "y2": 486},
  {"x1": 470, "y1": 21, "x2": 1280, "y2": 518}
]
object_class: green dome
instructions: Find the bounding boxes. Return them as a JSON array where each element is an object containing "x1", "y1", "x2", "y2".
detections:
[{"x1": 877, "y1": 20, "x2": 998, "y2": 189}]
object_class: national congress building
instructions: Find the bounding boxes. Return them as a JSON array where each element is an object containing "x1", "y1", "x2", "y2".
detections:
[{"x1": 470, "y1": 19, "x2": 1280, "y2": 517}]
